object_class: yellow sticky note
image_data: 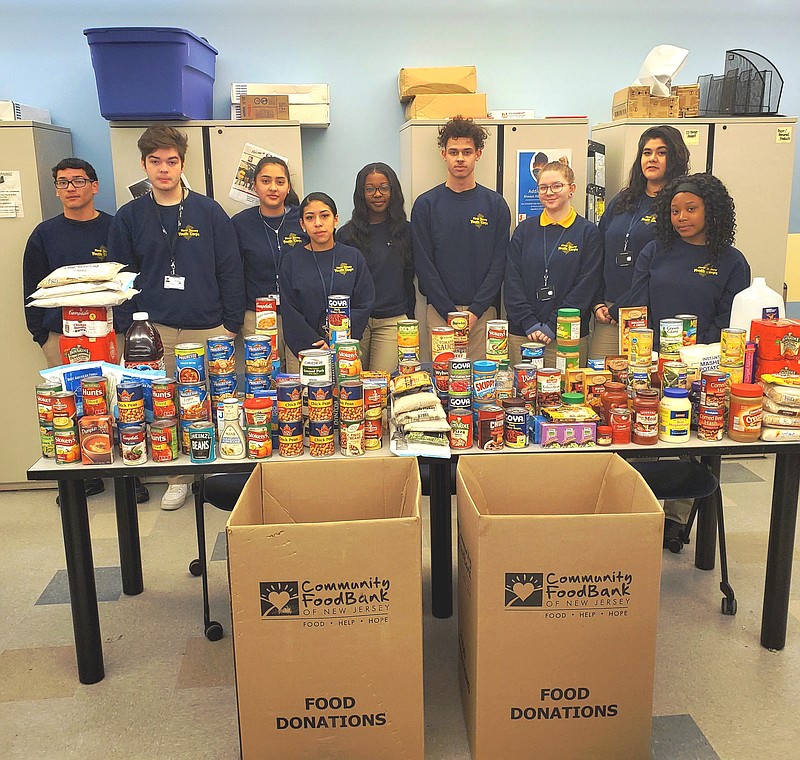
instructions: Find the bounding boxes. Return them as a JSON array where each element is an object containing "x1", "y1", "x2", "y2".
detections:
[
  {"x1": 683, "y1": 128, "x2": 700, "y2": 146},
  {"x1": 777, "y1": 127, "x2": 792, "y2": 143}
]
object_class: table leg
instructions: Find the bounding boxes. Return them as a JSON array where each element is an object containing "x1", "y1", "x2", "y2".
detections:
[
  {"x1": 761, "y1": 450, "x2": 800, "y2": 650},
  {"x1": 114, "y1": 477, "x2": 143, "y2": 595},
  {"x1": 695, "y1": 455, "x2": 721, "y2": 570},
  {"x1": 58, "y1": 478, "x2": 104, "y2": 684},
  {"x1": 429, "y1": 458, "x2": 453, "y2": 619}
]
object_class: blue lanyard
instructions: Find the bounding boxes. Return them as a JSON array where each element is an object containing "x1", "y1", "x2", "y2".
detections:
[
  {"x1": 622, "y1": 197, "x2": 652, "y2": 252},
  {"x1": 312, "y1": 247, "x2": 337, "y2": 297},
  {"x1": 152, "y1": 188, "x2": 184, "y2": 275},
  {"x1": 542, "y1": 225, "x2": 568, "y2": 287},
  {"x1": 260, "y1": 208, "x2": 286, "y2": 292}
]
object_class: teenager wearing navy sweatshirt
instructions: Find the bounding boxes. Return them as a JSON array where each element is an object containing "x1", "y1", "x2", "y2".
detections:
[
  {"x1": 411, "y1": 117, "x2": 510, "y2": 361},
  {"x1": 610, "y1": 173, "x2": 750, "y2": 540},
  {"x1": 338, "y1": 162, "x2": 414, "y2": 372},
  {"x1": 279, "y1": 192, "x2": 375, "y2": 374},
  {"x1": 232, "y1": 155, "x2": 305, "y2": 366},
  {"x1": 108, "y1": 125, "x2": 244, "y2": 510},
  {"x1": 505, "y1": 162, "x2": 602, "y2": 366}
]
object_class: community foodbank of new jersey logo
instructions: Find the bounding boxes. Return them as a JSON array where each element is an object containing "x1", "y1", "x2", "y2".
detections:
[
  {"x1": 260, "y1": 581, "x2": 299, "y2": 616},
  {"x1": 505, "y1": 568, "x2": 634, "y2": 612}
]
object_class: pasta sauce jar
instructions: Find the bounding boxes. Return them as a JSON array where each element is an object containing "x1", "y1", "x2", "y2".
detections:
[
  {"x1": 632, "y1": 389, "x2": 659, "y2": 445},
  {"x1": 727, "y1": 383, "x2": 763, "y2": 442}
]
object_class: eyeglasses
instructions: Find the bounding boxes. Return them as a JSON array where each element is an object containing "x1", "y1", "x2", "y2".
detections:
[
  {"x1": 537, "y1": 182, "x2": 567, "y2": 195},
  {"x1": 364, "y1": 184, "x2": 391, "y2": 196},
  {"x1": 54, "y1": 177, "x2": 92, "y2": 189}
]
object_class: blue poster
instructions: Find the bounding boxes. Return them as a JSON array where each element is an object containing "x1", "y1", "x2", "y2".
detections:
[{"x1": 516, "y1": 149, "x2": 573, "y2": 223}]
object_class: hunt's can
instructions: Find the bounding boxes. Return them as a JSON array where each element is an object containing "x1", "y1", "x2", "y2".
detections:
[
  {"x1": 54, "y1": 424, "x2": 80, "y2": 465},
  {"x1": 244, "y1": 373, "x2": 272, "y2": 398},
  {"x1": 174, "y1": 342, "x2": 206, "y2": 384},
  {"x1": 628, "y1": 328, "x2": 653, "y2": 367},
  {"x1": 340, "y1": 420, "x2": 365, "y2": 456},
  {"x1": 40, "y1": 424, "x2": 55, "y2": 458},
  {"x1": 327, "y1": 294, "x2": 351, "y2": 343},
  {"x1": 364, "y1": 416, "x2": 383, "y2": 450},
  {"x1": 246, "y1": 425, "x2": 271, "y2": 460},
  {"x1": 308, "y1": 420, "x2": 335, "y2": 457},
  {"x1": 119, "y1": 425, "x2": 147, "y2": 465},
  {"x1": 188, "y1": 421, "x2": 216, "y2": 463},
  {"x1": 338, "y1": 380, "x2": 364, "y2": 422},
  {"x1": 448, "y1": 407, "x2": 473, "y2": 449},
  {"x1": 536, "y1": 368, "x2": 562, "y2": 411},
  {"x1": 396, "y1": 319, "x2": 420, "y2": 348},
  {"x1": 514, "y1": 363, "x2": 538, "y2": 402},
  {"x1": 278, "y1": 420, "x2": 304, "y2": 457},
  {"x1": 306, "y1": 380, "x2": 334, "y2": 421},
  {"x1": 485, "y1": 319, "x2": 509, "y2": 362},
  {"x1": 335, "y1": 339, "x2": 361, "y2": 381},
  {"x1": 720, "y1": 327, "x2": 747, "y2": 365},
  {"x1": 447, "y1": 312, "x2": 470, "y2": 358},
  {"x1": 477, "y1": 404, "x2": 505, "y2": 450},
  {"x1": 520, "y1": 341, "x2": 546, "y2": 368},
  {"x1": 276, "y1": 379, "x2": 302, "y2": 422},
  {"x1": 116, "y1": 383, "x2": 145, "y2": 425},
  {"x1": 473, "y1": 360, "x2": 497, "y2": 402},
  {"x1": 150, "y1": 419, "x2": 179, "y2": 462},
  {"x1": 676, "y1": 314, "x2": 697, "y2": 346},
  {"x1": 206, "y1": 336, "x2": 236, "y2": 375},
  {"x1": 81, "y1": 377, "x2": 108, "y2": 417},
  {"x1": 701, "y1": 370, "x2": 728, "y2": 408},
  {"x1": 209, "y1": 373, "x2": 237, "y2": 404},
  {"x1": 36, "y1": 380, "x2": 62, "y2": 424},
  {"x1": 504, "y1": 407, "x2": 528, "y2": 448},
  {"x1": 661, "y1": 361, "x2": 688, "y2": 391},
  {"x1": 152, "y1": 377, "x2": 178, "y2": 419},
  {"x1": 300, "y1": 348, "x2": 334, "y2": 384},
  {"x1": 697, "y1": 405, "x2": 725, "y2": 441},
  {"x1": 431, "y1": 326, "x2": 456, "y2": 363},
  {"x1": 178, "y1": 382, "x2": 210, "y2": 422},
  {"x1": 243, "y1": 335, "x2": 273, "y2": 375}
]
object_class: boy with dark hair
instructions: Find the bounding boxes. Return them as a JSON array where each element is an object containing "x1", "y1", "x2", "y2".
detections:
[
  {"x1": 411, "y1": 116, "x2": 510, "y2": 360},
  {"x1": 109, "y1": 125, "x2": 245, "y2": 510}
]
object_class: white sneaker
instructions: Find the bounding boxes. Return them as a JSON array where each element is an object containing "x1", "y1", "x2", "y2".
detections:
[{"x1": 161, "y1": 483, "x2": 189, "y2": 511}]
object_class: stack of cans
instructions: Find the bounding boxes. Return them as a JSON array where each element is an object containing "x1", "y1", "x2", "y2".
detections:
[
  {"x1": 35, "y1": 380, "x2": 62, "y2": 458},
  {"x1": 364, "y1": 382, "x2": 383, "y2": 450},
  {"x1": 255, "y1": 295, "x2": 280, "y2": 372},
  {"x1": 396, "y1": 319, "x2": 420, "y2": 366},
  {"x1": 307, "y1": 379, "x2": 335, "y2": 457},
  {"x1": 431, "y1": 326, "x2": 455, "y2": 404},
  {"x1": 447, "y1": 358, "x2": 473, "y2": 449},
  {"x1": 243, "y1": 334, "x2": 273, "y2": 398},
  {"x1": 52, "y1": 390, "x2": 80, "y2": 464},
  {"x1": 698, "y1": 369, "x2": 728, "y2": 441},
  {"x1": 207, "y1": 335, "x2": 238, "y2": 408},
  {"x1": 448, "y1": 312, "x2": 470, "y2": 358},
  {"x1": 174, "y1": 342, "x2": 212, "y2": 456},
  {"x1": 276, "y1": 379, "x2": 303, "y2": 457},
  {"x1": 627, "y1": 327, "x2": 653, "y2": 394},
  {"x1": 720, "y1": 327, "x2": 746, "y2": 387}
]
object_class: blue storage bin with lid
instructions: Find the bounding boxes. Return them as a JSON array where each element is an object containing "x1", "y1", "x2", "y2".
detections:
[{"x1": 84, "y1": 27, "x2": 218, "y2": 120}]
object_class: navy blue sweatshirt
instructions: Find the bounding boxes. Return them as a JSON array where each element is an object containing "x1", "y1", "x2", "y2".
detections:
[
  {"x1": 504, "y1": 209, "x2": 602, "y2": 339},
  {"x1": 108, "y1": 190, "x2": 245, "y2": 333},
  {"x1": 23, "y1": 212, "x2": 113, "y2": 345},
  {"x1": 411, "y1": 183, "x2": 509, "y2": 319},
  {"x1": 231, "y1": 204, "x2": 306, "y2": 310},
  {"x1": 596, "y1": 191, "x2": 658, "y2": 304},
  {"x1": 610, "y1": 239, "x2": 751, "y2": 349},
  {"x1": 279, "y1": 242, "x2": 376, "y2": 356},
  {"x1": 337, "y1": 219, "x2": 415, "y2": 319}
]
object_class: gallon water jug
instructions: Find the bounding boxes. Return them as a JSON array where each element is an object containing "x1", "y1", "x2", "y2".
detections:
[{"x1": 729, "y1": 277, "x2": 785, "y2": 340}]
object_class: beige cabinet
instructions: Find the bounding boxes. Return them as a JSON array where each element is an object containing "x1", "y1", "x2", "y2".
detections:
[
  {"x1": 0, "y1": 122, "x2": 73, "y2": 486},
  {"x1": 592, "y1": 117, "x2": 797, "y2": 294}
]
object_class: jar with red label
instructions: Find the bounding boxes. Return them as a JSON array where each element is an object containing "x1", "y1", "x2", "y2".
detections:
[
  {"x1": 609, "y1": 406, "x2": 631, "y2": 445},
  {"x1": 728, "y1": 383, "x2": 763, "y2": 442},
  {"x1": 600, "y1": 382, "x2": 628, "y2": 425},
  {"x1": 632, "y1": 389, "x2": 659, "y2": 445}
]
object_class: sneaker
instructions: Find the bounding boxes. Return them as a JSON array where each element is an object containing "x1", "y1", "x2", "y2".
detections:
[
  {"x1": 135, "y1": 477, "x2": 150, "y2": 504},
  {"x1": 161, "y1": 483, "x2": 189, "y2": 511}
]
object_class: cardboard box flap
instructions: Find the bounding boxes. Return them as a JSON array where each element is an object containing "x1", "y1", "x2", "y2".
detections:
[
  {"x1": 227, "y1": 466, "x2": 263, "y2": 527},
  {"x1": 595, "y1": 456, "x2": 662, "y2": 515}
]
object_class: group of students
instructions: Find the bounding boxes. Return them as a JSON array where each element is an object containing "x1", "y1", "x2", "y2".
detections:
[{"x1": 23, "y1": 118, "x2": 751, "y2": 513}]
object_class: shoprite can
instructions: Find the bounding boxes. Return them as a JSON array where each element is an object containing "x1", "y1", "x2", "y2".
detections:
[
  {"x1": 175, "y1": 342, "x2": 206, "y2": 383},
  {"x1": 536, "y1": 368, "x2": 562, "y2": 410},
  {"x1": 697, "y1": 405, "x2": 725, "y2": 441},
  {"x1": 364, "y1": 416, "x2": 383, "y2": 450}
]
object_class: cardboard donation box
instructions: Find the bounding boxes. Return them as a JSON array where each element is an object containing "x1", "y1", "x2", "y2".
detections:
[
  {"x1": 398, "y1": 65, "x2": 477, "y2": 101},
  {"x1": 457, "y1": 453, "x2": 663, "y2": 760},
  {"x1": 227, "y1": 457, "x2": 424, "y2": 760},
  {"x1": 405, "y1": 93, "x2": 487, "y2": 120}
]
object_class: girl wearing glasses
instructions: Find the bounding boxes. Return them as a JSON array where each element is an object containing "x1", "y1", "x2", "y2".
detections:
[
  {"x1": 279, "y1": 192, "x2": 375, "y2": 374},
  {"x1": 232, "y1": 155, "x2": 306, "y2": 367},
  {"x1": 505, "y1": 161, "x2": 602, "y2": 366},
  {"x1": 337, "y1": 163, "x2": 415, "y2": 372},
  {"x1": 589, "y1": 125, "x2": 690, "y2": 359}
]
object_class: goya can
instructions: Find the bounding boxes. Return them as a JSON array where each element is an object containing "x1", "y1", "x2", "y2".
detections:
[
  {"x1": 35, "y1": 380, "x2": 62, "y2": 424},
  {"x1": 119, "y1": 425, "x2": 147, "y2": 466},
  {"x1": 175, "y1": 342, "x2": 206, "y2": 383},
  {"x1": 246, "y1": 425, "x2": 272, "y2": 460},
  {"x1": 150, "y1": 419, "x2": 179, "y2": 462},
  {"x1": 448, "y1": 407, "x2": 473, "y2": 449},
  {"x1": 278, "y1": 420, "x2": 304, "y2": 457},
  {"x1": 243, "y1": 335, "x2": 273, "y2": 374},
  {"x1": 209, "y1": 372, "x2": 237, "y2": 404},
  {"x1": 338, "y1": 380, "x2": 364, "y2": 422},
  {"x1": 188, "y1": 421, "x2": 217, "y2": 463},
  {"x1": 307, "y1": 380, "x2": 334, "y2": 421},
  {"x1": 536, "y1": 368, "x2": 562, "y2": 411},
  {"x1": 335, "y1": 339, "x2": 361, "y2": 381},
  {"x1": 81, "y1": 377, "x2": 108, "y2": 417},
  {"x1": 178, "y1": 382, "x2": 210, "y2": 422},
  {"x1": 54, "y1": 424, "x2": 80, "y2": 464},
  {"x1": 327, "y1": 295, "x2": 351, "y2": 343},
  {"x1": 340, "y1": 420, "x2": 366, "y2": 456},
  {"x1": 485, "y1": 319, "x2": 509, "y2": 362},
  {"x1": 40, "y1": 424, "x2": 55, "y2": 458},
  {"x1": 504, "y1": 407, "x2": 528, "y2": 448},
  {"x1": 472, "y1": 360, "x2": 497, "y2": 402},
  {"x1": 308, "y1": 420, "x2": 335, "y2": 457},
  {"x1": 206, "y1": 335, "x2": 236, "y2": 375},
  {"x1": 520, "y1": 341, "x2": 546, "y2": 368},
  {"x1": 276, "y1": 379, "x2": 302, "y2": 422},
  {"x1": 116, "y1": 382, "x2": 145, "y2": 425},
  {"x1": 448, "y1": 394, "x2": 472, "y2": 410},
  {"x1": 676, "y1": 314, "x2": 697, "y2": 346},
  {"x1": 447, "y1": 312, "x2": 470, "y2": 358},
  {"x1": 244, "y1": 373, "x2": 272, "y2": 398},
  {"x1": 700, "y1": 370, "x2": 728, "y2": 408},
  {"x1": 431, "y1": 326, "x2": 456, "y2": 363},
  {"x1": 477, "y1": 405, "x2": 505, "y2": 451}
]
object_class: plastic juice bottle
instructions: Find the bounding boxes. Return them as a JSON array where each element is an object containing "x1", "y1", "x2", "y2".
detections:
[{"x1": 124, "y1": 312, "x2": 165, "y2": 371}]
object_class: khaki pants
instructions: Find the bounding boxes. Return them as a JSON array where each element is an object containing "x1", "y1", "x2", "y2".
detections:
[
  {"x1": 588, "y1": 307, "x2": 619, "y2": 361},
  {"x1": 508, "y1": 333, "x2": 588, "y2": 368},
  {"x1": 41, "y1": 332, "x2": 63, "y2": 368},
  {"x1": 361, "y1": 315, "x2": 404, "y2": 373},
  {"x1": 242, "y1": 310, "x2": 285, "y2": 369},
  {"x1": 426, "y1": 304, "x2": 497, "y2": 363}
]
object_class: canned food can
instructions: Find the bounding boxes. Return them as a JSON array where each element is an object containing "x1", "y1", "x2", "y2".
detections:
[
  {"x1": 701, "y1": 370, "x2": 728, "y2": 408},
  {"x1": 209, "y1": 373, "x2": 237, "y2": 404},
  {"x1": 174, "y1": 342, "x2": 206, "y2": 383},
  {"x1": 206, "y1": 336, "x2": 236, "y2": 375},
  {"x1": 447, "y1": 312, "x2": 470, "y2": 358},
  {"x1": 246, "y1": 425, "x2": 272, "y2": 460},
  {"x1": 36, "y1": 381, "x2": 62, "y2": 424},
  {"x1": 276, "y1": 379, "x2": 302, "y2": 422},
  {"x1": 186, "y1": 421, "x2": 216, "y2": 463},
  {"x1": 151, "y1": 419, "x2": 179, "y2": 462},
  {"x1": 79, "y1": 415, "x2": 115, "y2": 465},
  {"x1": 659, "y1": 318, "x2": 683, "y2": 353},
  {"x1": 610, "y1": 406, "x2": 632, "y2": 445},
  {"x1": 397, "y1": 354, "x2": 421, "y2": 370},
  {"x1": 697, "y1": 405, "x2": 725, "y2": 441},
  {"x1": 676, "y1": 314, "x2": 698, "y2": 346},
  {"x1": 720, "y1": 363, "x2": 744, "y2": 387},
  {"x1": 448, "y1": 407, "x2": 473, "y2": 449},
  {"x1": 40, "y1": 423, "x2": 55, "y2": 458},
  {"x1": 396, "y1": 319, "x2": 420, "y2": 348},
  {"x1": 477, "y1": 405, "x2": 505, "y2": 450},
  {"x1": 51, "y1": 390, "x2": 78, "y2": 429},
  {"x1": 152, "y1": 377, "x2": 179, "y2": 419},
  {"x1": 340, "y1": 420, "x2": 365, "y2": 456},
  {"x1": 536, "y1": 368, "x2": 562, "y2": 410},
  {"x1": 335, "y1": 340, "x2": 361, "y2": 381},
  {"x1": 449, "y1": 357, "x2": 472, "y2": 375},
  {"x1": 364, "y1": 416, "x2": 383, "y2": 450},
  {"x1": 338, "y1": 380, "x2": 364, "y2": 422},
  {"x1": 720, "y1": 328, "x2": 747, "y2": 365},
  {"x1": 308, "y1": 420, "x2": 335, "y2": 457},
  {"x1": 431, "y1": 326, "x2": 456, "y2": 363},
  {"x1": 116, "y1": 383, "x2": 145, "y2": 425},
  {"x1": 178, "y1": 382, "x2": 210, "y2": 422},
  {"x1": 243, "y1": 335, "x2": 273, "y2": 375},
  {"x1": 278, "y1": 420, "x2": 304, "y2": 457},
  {"x1": 81, "y1": 377, "x2": 109, "y2": 417},
  {"x1": 448, "y1": 375, "x2": 472, "y2": 396},
  {"x1": 473, "y1": 360, "x2": 497, "y2": 402},
  {"x1": 627, "y1": 369, "x2": 651, "y2": 393},
  {"x1": 520, "y1": 341, "x2": 546, "y2": 368},
  {"x1": 661, "y1": 361, "x2": 688, "y2": 390},
  {"x1": 504, "y1": 407, "x2": 528, "y2": 448},
  {"x1": 255, "y1": 295, "x2": 278, "y2": 335},
  {"x1": 119, "y1": 425, "x2": 147, "y2": 465},
  {"x1": 300, "y1": 348, "x2": 334, "y2": 384},
  {"x1": 327, "y1": 295, "x2": 351, "y2": 343},
  {"x1": 364, "y1": 383, "x2": 382, "y2": 414},
  {"x1": 485, "y1": 319, "x2": 509, "y2": 362},
  {"x1": 307, "y1": 380, "x2": 334, "y2": 421},
  {"x1": 514, "y1": 364, "x2": 538, "y2": 402},
  {"x1": 54, "y1": 424, "x2": 81, "y2": 465},
  {"x1": 244, "y1": 373, "x2": 272, "y2": 398},
  {"x1": 628, "y1": 328, "x2": 653, "y2": 367},
  {"x1": 448, "y1": 394, "x2": 473, "y2": 410}
]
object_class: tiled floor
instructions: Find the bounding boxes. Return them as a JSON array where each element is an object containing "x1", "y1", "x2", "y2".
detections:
[{"x1": 1, "y1": 454, "x2": 798, "y2": 759}]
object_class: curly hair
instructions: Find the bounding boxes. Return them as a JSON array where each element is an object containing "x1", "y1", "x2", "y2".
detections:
[
  {"x1": 653, "y1": 173, "x2": 736, "y2": 262},
  {"x1": 615, "y1": 125, "x2": 690, "y2": 214},
  {"x1": 347, "y1": 163, "x2": 412, "y2": 266},
  {"x1": 437, "y1": 115, "x2": 488, "y2": 150}
]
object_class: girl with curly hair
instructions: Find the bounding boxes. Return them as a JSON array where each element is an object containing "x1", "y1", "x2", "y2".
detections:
[
  {"x1": 590, "y1": 125, "x2": 690, "y2": 358},
  {"x1": 337, "y1": 163, "x2": 415, "y2": 371}
]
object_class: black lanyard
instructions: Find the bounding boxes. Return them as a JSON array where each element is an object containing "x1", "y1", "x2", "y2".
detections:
[
  {"x1": 542, "y1": 224, "x2": 568, "y2": 287},
  {"x1": 152, "y1": 188, "x2": 184, "y2": 276},
  {"x1": 622, "y1": 197, "x2": 650, "y2": 252},
  {"x1": 312, "y1": 247, "x2": 337, "y2": 297},
  {"x1": 260, "y1": 208, "x2": 286, "y2": 292}
]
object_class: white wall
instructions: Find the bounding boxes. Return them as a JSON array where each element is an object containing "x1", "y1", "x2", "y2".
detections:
[{"x1": 3, "y1": 0, "x2": 798, "y2": 226}]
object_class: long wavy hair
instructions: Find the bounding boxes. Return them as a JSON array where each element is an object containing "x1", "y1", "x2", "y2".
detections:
[
  {"x1": 347, "y1": 163, "x2": 412, "y2": 266},
  {"x1": 615, "y1": 125, "x2": 690, "y2": 214},
  {"x1": 653, "y1": 173, "x2": 736, "y2": 262}
]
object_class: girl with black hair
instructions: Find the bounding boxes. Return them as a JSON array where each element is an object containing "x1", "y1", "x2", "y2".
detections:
[
  {"x1": 232, "y1": 155, "x2": 306, "y2": 366},
  {"x1": 590, "y1": 125, "x2": 690, "y2": 358},
  {"x1": 279, "y1": 192, "x2": 375, "y2": 374},
  {"x1": 337, "y1": 163, "x2": 415, "y2": 372}
]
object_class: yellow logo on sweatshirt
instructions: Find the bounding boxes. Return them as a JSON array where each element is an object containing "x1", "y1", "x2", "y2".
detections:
[
  {"x1": 641, "y1": 214, "x2": 657, "y2": 225},
  {"x1": 283, "y1": 232, "x2": 303, "y2": 247},
  {"x1": 91, "y1": 245, "x2": 108, "y2": 260},
  {"x1": 178, "y1": 225, "x2": 200, "y2": 239},
  {"x1": 470, "y1": 214, "x2": 489, "y2": 228},
  {"x1": 693, "y1": 263, "x2": 719, "y2": 277},
  {"x1": 334, "y1": 263, "x2": 355, "y2": 276},
  {"x1": 558, "y1": 242, "x2": 579, "y2": 254}
]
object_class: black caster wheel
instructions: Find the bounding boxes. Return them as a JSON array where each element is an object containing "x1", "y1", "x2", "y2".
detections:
[
  {"x1": 721, "y1": 597, "x2": 738, "y2": 616},
  {"x1": 667, "y1": 537, "x2": 684, "y2": 554},
  {"x1": 188, "y1": 559, "x2": 202, "y2": 577},
  {"x1": 205, "y1": 621, "x2": 224, "y2": 641}
]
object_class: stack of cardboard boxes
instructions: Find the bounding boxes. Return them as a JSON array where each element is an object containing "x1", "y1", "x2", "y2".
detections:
[
  {"x1": 612, "y1": 84, "x2": 700, "y2": 120},
  {"x1": 230, "y1": 83, "x2": 330, "y2": 127},
  {"x1": 399, "y1": 66, "x2": 487, "y2": 120}
]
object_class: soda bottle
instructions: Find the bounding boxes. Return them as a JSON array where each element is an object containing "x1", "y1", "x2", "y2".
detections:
[{"x1": 124, "y1": 312, "x2": 165, "y2": 371}]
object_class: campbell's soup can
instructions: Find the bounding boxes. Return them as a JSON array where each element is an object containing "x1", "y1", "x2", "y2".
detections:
[
  {"x1": 119, "y1": 425, "x2": 147, "y2": 465},
  {"x1": 485, "y1": 320, "x2": 509, "y2": 362},
  {"x1": 431, "y1": 326, "x2": 456, "y2": 363},
  {"x1": 206, "y1": 336, "x2": 236, "y2": 375},
  {"x1": 81, "y1": 377, "x2": 108, "y2": 417},
  {"x1": 116, "y1": 383, "x2": 145, "y2": 426},
  {"x1": 255, "y1": 295, "x2": 279, "y2": 335},
  {"x1": 447, "y1": 312, "x2": 470, "y2": 358},
  {"x1": 243, "y1": 335, "x2": 273, "y2": 375},
  {"x1": 150, "y1": 419, "x2": 179, "y2": 462},
  {"x1": 54, "y1": 424, "x2": 80, "y2": 465},
  {"x1": 174, "y1": 343, "x2": 206, "y2": 384},
  {"x1": 327, "y1": 295, "x2": 351, "y2": 343},
  {"x1": 151, "y1": 377, "x2": 178, "y2": 419},
  {"x1": 448, "y1": 407, "x2": 473, "y2": 449},
  {"x1": 178, "y1": 382, "x2": 210, "y2": 422},
  {"x1": 505, "y1": 407, "x2": 528, "y2": 448},
  {"x1": 36, "y1": 381, "x2": 62, "y2": 424}
]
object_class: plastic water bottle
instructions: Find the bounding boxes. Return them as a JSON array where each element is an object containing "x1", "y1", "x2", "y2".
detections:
[
  {"x1": 729, "y1": 277, "x2": 785, "y2": 340},
  {"x1": 124, "y1": 312, "x2": 165, "y2": 371}
]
